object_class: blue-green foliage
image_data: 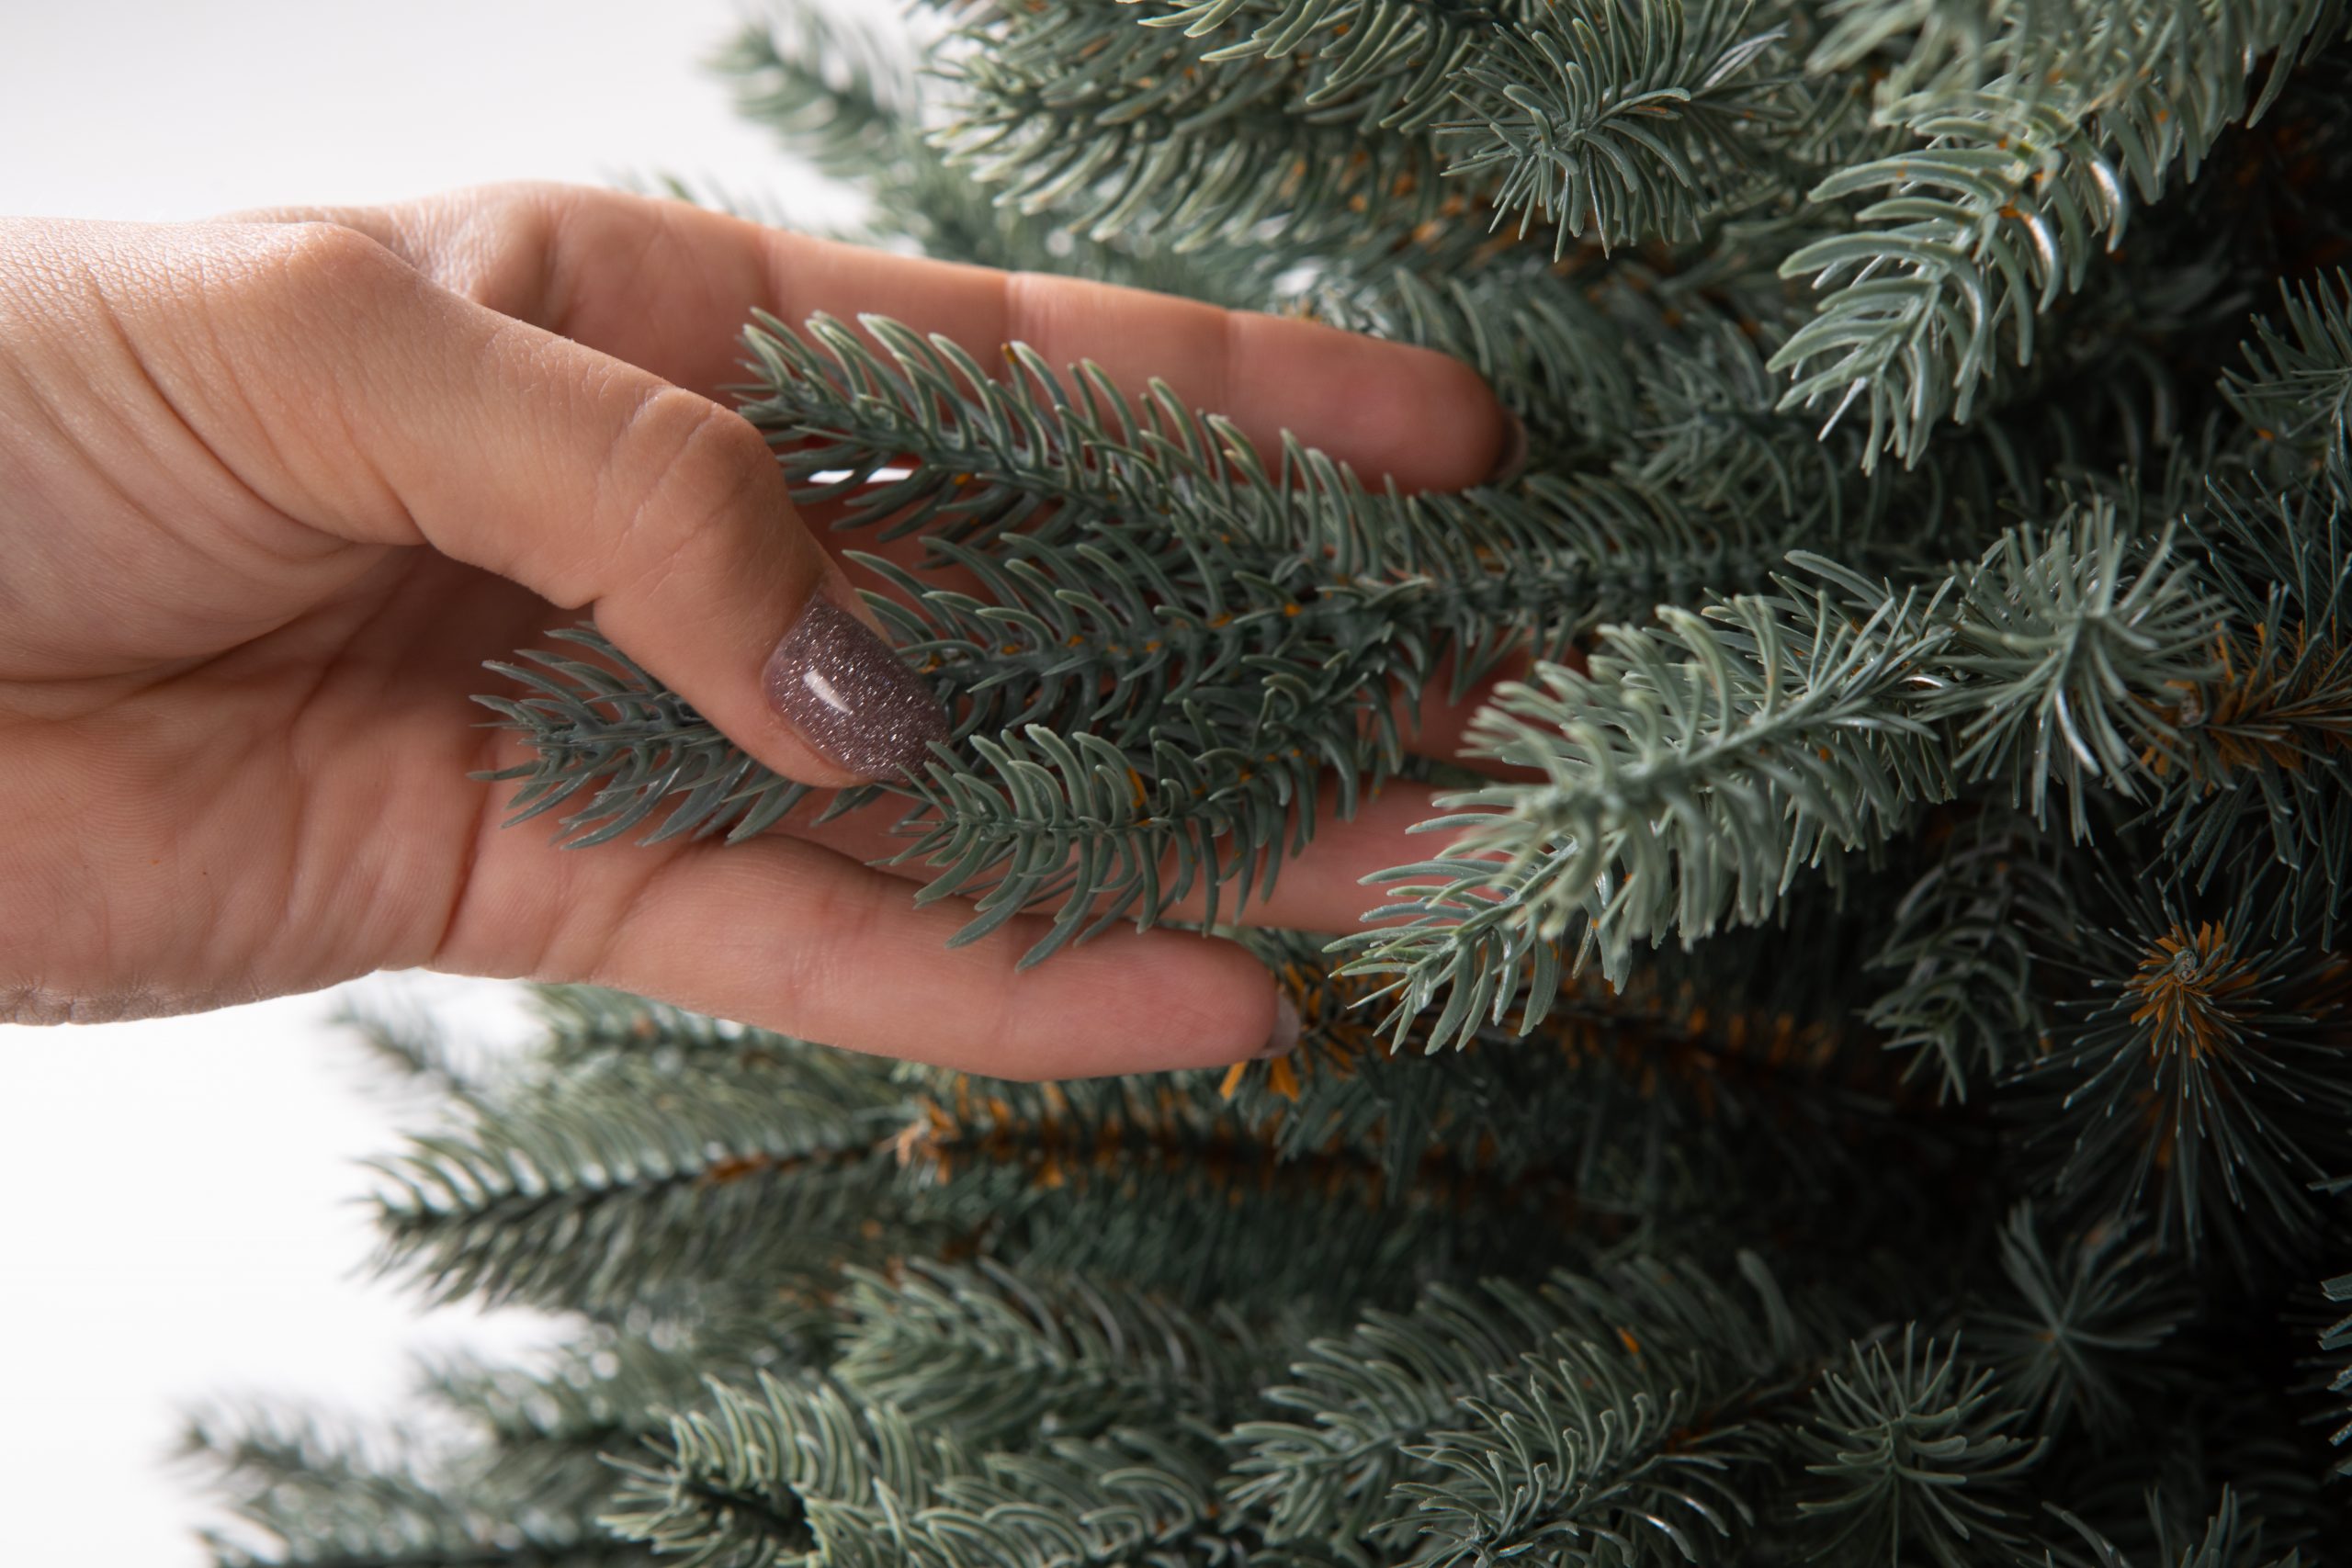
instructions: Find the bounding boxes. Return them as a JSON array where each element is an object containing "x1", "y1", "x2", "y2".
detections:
[{"x1": 194, "y1": 2, "x2": 2352, "y2": 1565}]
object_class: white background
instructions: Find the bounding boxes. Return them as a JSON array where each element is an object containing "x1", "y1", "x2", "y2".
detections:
[{"x1": 0, "y1": 1, "x2": 830, "y2": 1556}]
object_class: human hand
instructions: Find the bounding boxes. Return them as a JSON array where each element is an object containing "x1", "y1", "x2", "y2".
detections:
[{"x1": 0, "y1": 181, "x2": 1518, "y2": 1075}]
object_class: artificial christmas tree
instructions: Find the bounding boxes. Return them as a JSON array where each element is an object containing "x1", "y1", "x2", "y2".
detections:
[{"x1": 194, "y1": 2, "x2": 2352, "y2": 1563}]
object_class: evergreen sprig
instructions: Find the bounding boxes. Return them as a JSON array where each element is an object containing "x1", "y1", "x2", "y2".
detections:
[
  {"x1": 714, "y1": 0, "x2": 1263, "y2": 301},
  {"x1": 1442, "y1": 0, "x2": 1789, "y2": 254},
  {"x1": 366, "y1": 1043, "x2": 907, "y2": 1310},
  {"x1": 1126, "y1": 0, "x2": 1510, "y2": 132},
  {"x1": 1224, "y1": 919, "x2": 1918, "y2": 1225},
  {"x1": 1792, "y1": 1328, "x2": 2046, "y2": 1568},
  {"x1": 1967, "y1": 1204, "x2": 2197, "y2": 1441},
  {"x1": 1331, "y1": 577, "x2": 1950, "y2": 1042},
  {"x1": 886, "y1": 1062, "x2": 1578, "y2": 1309},
  {"x1": 1397, "y1": 1331, "x2": 1766, "y2": 1568},
  {"x1": 2224, "y1": 270, "x2": 2352, "y2": 496},
  {"x1": 1863, "y1": 807, "x2": 2076, "y2": 1097},
  {"x1": 2041, "y1": 1489, "x2": 2306, "y2": 1568},
  {"x1": 1229, "y1": 1253, "x2": 1815, "y2": 1562},
  {"x1": 708, "y1": 4, "x2": 911, "y2": 180},
  {"x1": 1331, "y1": 506, "x2": 2214, "y2": 1046},
  {"x1": 1926, "y1": 510, "x2": 2214, "y2": 829},
  {"x1": 604, "y1": 1372, "x2": 1253, "y2": 1568},
  {"x1": 830, "y1": 1258, "x2": 1261, "y2": 1444},
  {"x1": 186, "y1": 1405, "x2": 648, "y2": 1568},
  {"x1": 1772, "y1": 0, "x2": 2346, "y2": 465},
  {"x1": 2019, "y1": 873, "x2": 2352, "y2": 1261},
  {"x1": 420, "y1": 1331, "x2": 820, "y2": 1527},
  {"x1": 600, "y1": 1374, "x2": 967, "y2": 1568},
  {"x1": 933, "y1": 0, "x2": 1451, "y2": 254},
  {"x1": 2154, "y1": 483, "x2": 2352, "y2": 917}
]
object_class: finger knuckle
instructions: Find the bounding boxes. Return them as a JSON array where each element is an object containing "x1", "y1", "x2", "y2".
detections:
[
  {"x1": 253, "y1": 219, "x2": 402, "y2": 292},
  {"x1": 571, "y1": 860, "x2": 671, "y2": 994},
  {"x1": 197, "y1": 220, "x2": 408, "y2": 344},
  {"x1": 598, "y1": 388, "x2": 772, "y2": 592},
  {"x1": 462, "y1": 176, "x2": 587, "y2": 215},
  {"x1": 772, "y1": 867, "x2": 881, "y2": 1001}
]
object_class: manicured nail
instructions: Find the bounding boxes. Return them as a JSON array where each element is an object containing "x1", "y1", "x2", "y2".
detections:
[
  {"x1": 762, "y1": 581, "x2": 950, "y2": 777},
  {"x1": 1485, "y1": 410, "x2": 1529, "y2": 486},
  {"x1": 1259, "y1": 989, "x2": 1301, "y2": 1059}
]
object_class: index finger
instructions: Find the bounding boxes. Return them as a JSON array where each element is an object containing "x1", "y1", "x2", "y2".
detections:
[{"x1": 219, "y1": 181, "x2": 1512, "y2": 493}]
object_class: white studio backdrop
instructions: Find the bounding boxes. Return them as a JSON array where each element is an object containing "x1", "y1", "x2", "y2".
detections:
[{"x1": 0, "y1": 0, "x2": 855, "y2": 1556}]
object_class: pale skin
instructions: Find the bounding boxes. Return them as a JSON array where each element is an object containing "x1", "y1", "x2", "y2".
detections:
[{"x1": 0, "y1": 181, "x2": 1531, "y2": 1078}]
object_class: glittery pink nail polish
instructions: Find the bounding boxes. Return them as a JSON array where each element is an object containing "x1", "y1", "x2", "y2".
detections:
[{"x1": 762, "y1": 584, "x2": 950, "y2": 778}]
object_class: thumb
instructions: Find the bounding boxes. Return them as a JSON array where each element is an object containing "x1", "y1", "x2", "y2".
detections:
[{"x1": 197, "y1": 220, "x2": 948, "y2": 787}]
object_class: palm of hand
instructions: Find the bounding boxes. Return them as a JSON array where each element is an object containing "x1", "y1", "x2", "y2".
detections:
[{"x1": 2, "y1": 427, "x2": 553, "y2": 1021}]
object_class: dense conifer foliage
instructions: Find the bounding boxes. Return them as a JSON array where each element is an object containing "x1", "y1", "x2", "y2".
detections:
[{"x1": 195, "y1": 3, "x2": 2352, "y2": 1563}]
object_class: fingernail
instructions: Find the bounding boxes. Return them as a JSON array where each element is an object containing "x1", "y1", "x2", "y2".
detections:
[
  {"x1": 1484, "y1": 410, "x2": 1529, "y2": 487},
  {"x1": 1259, "y1": 989, "x2": 1301, "y2": 1059},
  {"x1": 762, "y1": 581, "x2": 950, "y2": 777}
]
